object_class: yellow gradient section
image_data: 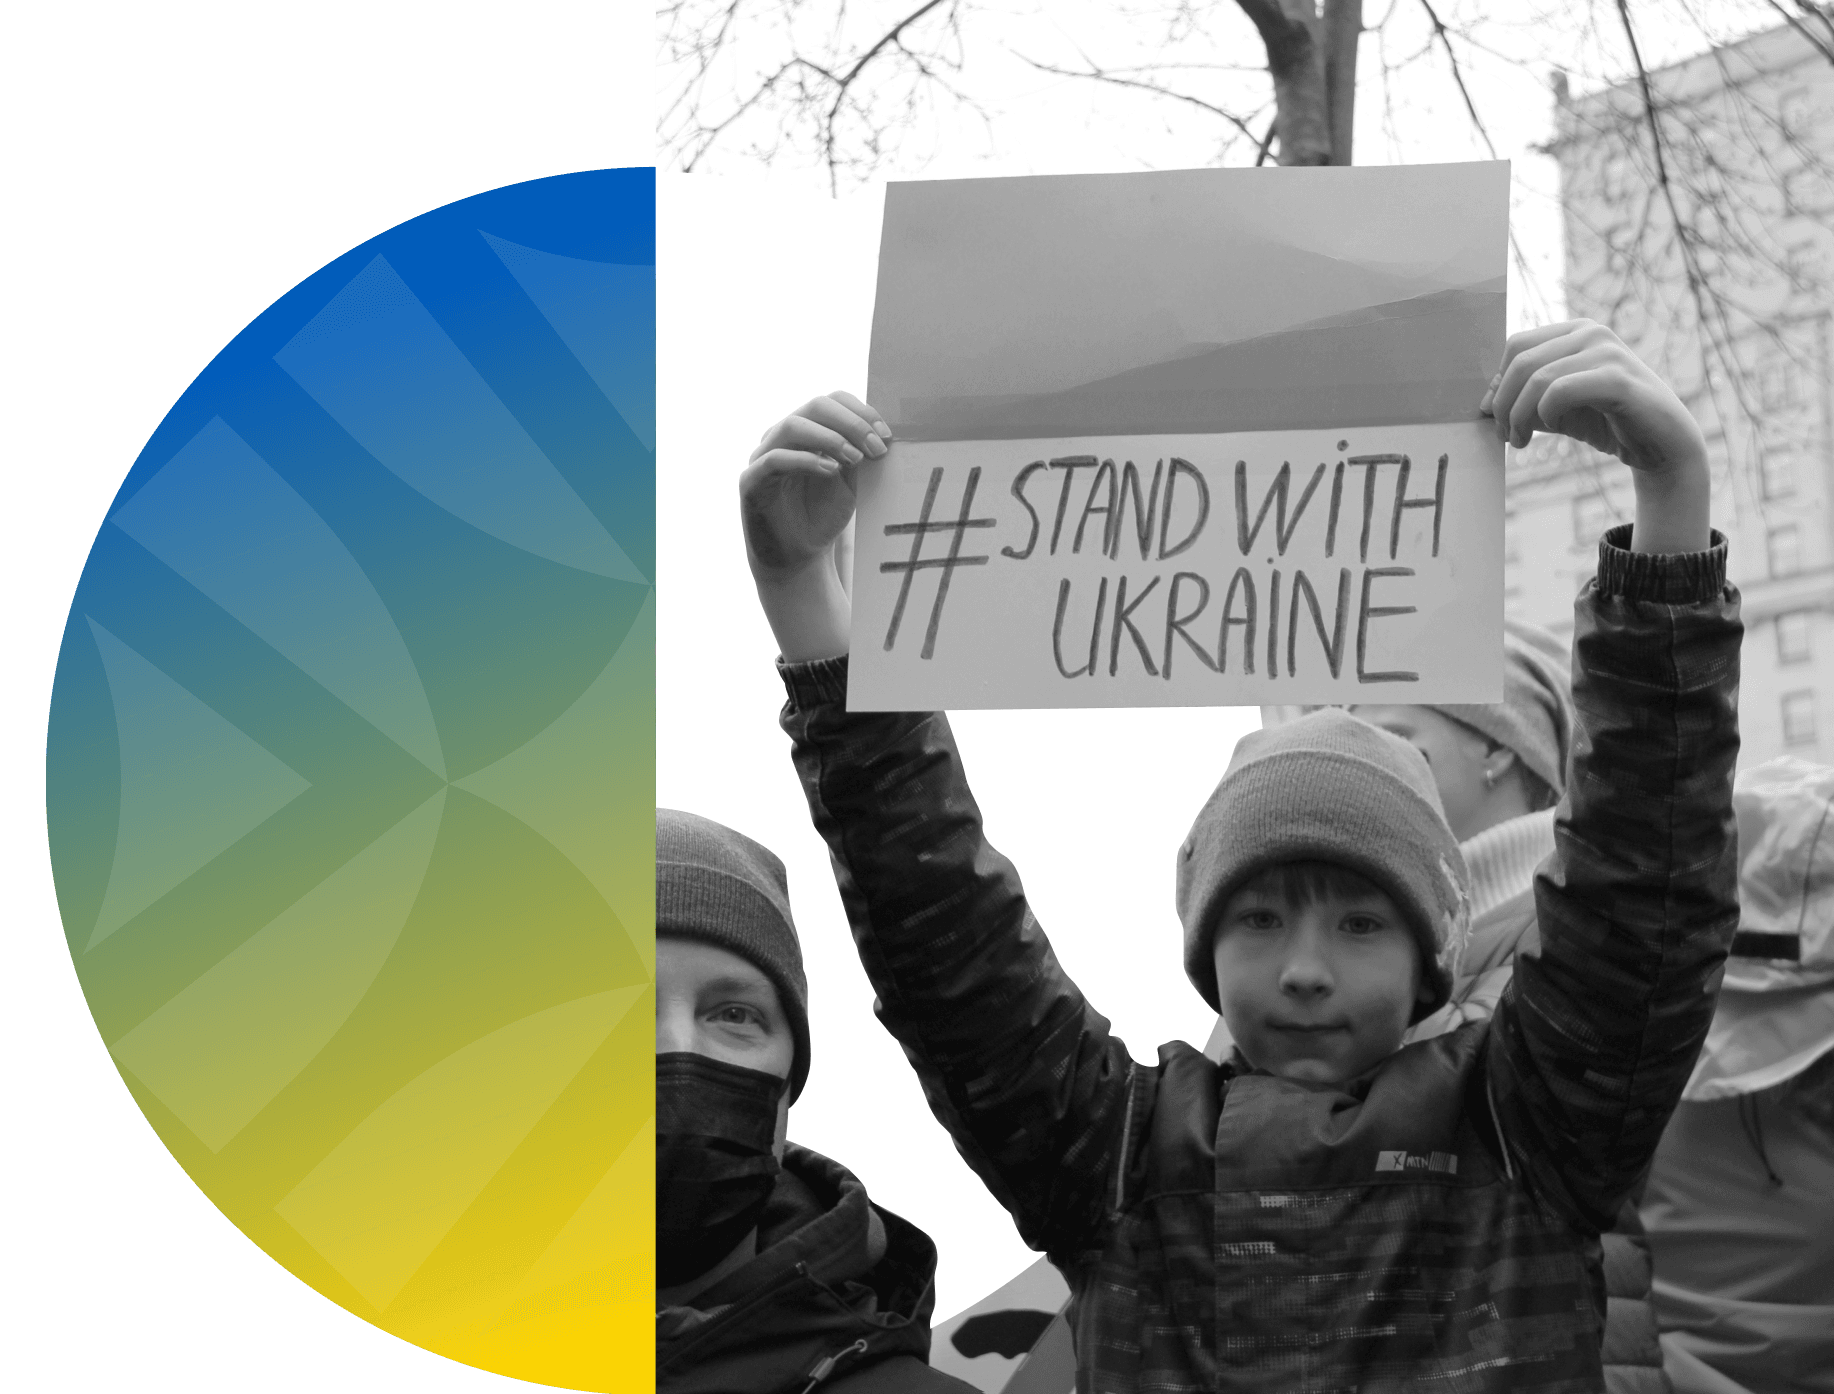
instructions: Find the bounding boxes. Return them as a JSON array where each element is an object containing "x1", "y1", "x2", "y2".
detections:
[
  {"x1": 275, "y1": 987, "x2": 641, "y2": 1312},
  {"x1": 431, "y1": 1127, "x2": 654, "y2": 1388}
]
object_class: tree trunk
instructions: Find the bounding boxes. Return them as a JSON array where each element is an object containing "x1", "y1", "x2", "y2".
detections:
[
  {"x1": 1236, "y1": 0, "x2": 1361, "y2": 165},
  {"x1": 1323, "y1": 0, "x2": 1362, "y2": 165}
]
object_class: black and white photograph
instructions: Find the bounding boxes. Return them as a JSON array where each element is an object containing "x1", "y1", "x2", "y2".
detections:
[{"x1": 656, "y1": 3, "x2": 1834, "y2": 1392}]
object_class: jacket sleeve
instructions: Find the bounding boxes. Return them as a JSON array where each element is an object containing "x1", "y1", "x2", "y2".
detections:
[
  {"x1": 779, "y1": 657, "x2": 1137, "y2": 1255},
  {"x1": 1489, "y1": 523, "x2": 1741, "y2": 1230}
]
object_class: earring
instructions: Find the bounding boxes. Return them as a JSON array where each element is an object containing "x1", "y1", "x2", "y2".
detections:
[{"x1": 1483, "y1": 768, "x2": 1497, "y2": 790}]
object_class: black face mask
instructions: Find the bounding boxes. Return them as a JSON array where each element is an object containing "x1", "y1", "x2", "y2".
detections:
[{"x1": 656, "y1": 1052, "x2": 786, "y2": 1289}]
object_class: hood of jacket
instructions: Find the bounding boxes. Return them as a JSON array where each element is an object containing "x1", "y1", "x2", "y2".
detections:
[
  {"x1": 657, "y1": 1143, "x2": 941, "y2": 1394},
  {"x1": 1402, "y1": 809, "x2": 1553, "y2": 1044},
  {"x1": 1456, "y1": 808, "x2": 1555, "y2": 982}
]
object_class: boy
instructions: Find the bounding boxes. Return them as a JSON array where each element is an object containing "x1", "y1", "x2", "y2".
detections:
[
  {"x1": 739, "y1": 320, "x2": 1740, "y2": 1389},
  {"x1": 655, "y1": 808, "x2": 973, "y2": 1394}
]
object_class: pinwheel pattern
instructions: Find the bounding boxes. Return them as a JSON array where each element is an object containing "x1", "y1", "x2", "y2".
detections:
[{"x1": 46, "y1": 170, "x2": 654, "y2": 1388}]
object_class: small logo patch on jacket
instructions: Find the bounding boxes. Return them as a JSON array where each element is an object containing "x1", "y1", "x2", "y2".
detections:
[{"x1": 1375, "y1": 1149, "x2": 1458, "y2": 1175}]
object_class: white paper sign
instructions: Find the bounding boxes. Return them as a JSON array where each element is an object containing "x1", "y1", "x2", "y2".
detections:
[{"x1": 852, "y1": 163, "x2": 1510, "y2": 709}]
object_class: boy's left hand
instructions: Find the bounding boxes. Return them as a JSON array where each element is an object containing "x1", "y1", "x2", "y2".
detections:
[{"x1": 1484, "y1": 319, "x2": 1710, "y2": 554}]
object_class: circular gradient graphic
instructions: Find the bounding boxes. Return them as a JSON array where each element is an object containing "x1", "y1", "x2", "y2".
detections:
[{"x1": 46, "y1": 170, "x2": 654, "y2": 1388}]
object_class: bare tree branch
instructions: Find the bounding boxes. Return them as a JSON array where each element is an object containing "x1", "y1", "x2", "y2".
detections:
[
  {"x1": 1411, "y1": 2, "x2": 1555, "y2": 330},
  {"x1": 1417, "y1": 0, "x2": 1496, "y2": 156},
  {"x1": 1017, "y1": 52, "x2": 1264, "y2": 142},
  {"x1": 658, "y1": 0, "x2": 979, "y2": 191},
  {"x1": 1610, "y1": 0, "x2": 1765, "y2": 501},
  {"x1": 1256, "y1": 114, "x2": 1279, "y2": 164}
]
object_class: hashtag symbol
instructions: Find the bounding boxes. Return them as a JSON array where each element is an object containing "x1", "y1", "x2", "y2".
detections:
[{"x1": 880, "y1": 466, "x2": 995, "y2": 659}]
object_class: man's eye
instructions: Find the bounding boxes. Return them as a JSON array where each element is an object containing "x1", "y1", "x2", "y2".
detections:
[{"x1": 710, "y1": 1004, "x2": 764, "y2": 1028}]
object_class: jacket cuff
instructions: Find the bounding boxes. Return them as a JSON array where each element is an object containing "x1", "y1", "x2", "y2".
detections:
[
  {"x1": 1596, "y1": 524, "x2": 1728, "y2": 604},
  {"x1": 778, "y1": 653, "x2": 850, "y2": 710}
]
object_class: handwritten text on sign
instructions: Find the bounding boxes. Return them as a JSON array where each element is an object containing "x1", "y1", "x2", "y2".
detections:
[{"x1": 847, "y1": 424, "x2": 1503, "y2": 710}]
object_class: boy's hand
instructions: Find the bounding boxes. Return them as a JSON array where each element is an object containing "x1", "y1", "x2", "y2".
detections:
[
  {"x1": 740, "y1": 392, "x2": 890, "y2": 662},
  {"x1": 1483, "y1": 320, "x2": 1710, "y2": 554}
]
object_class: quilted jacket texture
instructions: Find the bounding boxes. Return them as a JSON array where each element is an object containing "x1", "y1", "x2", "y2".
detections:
[{"x1": 779, "y1": 528, "x2": 1740, "y2": 1393}]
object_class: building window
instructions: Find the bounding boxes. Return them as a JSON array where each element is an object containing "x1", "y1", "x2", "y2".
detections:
[
  {"x1": 1761, "y1": 446, "x2": 1798, "y2": 500},
  {"x1": 1769, "y1": 524, "x2": 1802, "y2": 578},
  {"x1": 1777, "y1": 611, "x2": 1813, "y2": 665},
  {"x1": 1759, "y1": 358, "x2": 1802, "y2": 410},
  {"x1": 1573, "y1": 492, "x2": 1620, "y2": 547},
  {"x1": 1600, "y1": 154, "x2": 1634, "y2": 203},
  {"x1": 1783, "y1": 243, "x2": 1820, "y2": 295},
  {"x1": 1783, "y1": 166, "x2": 1829, "y2": 217},
  {"x1": 1780, "y1": 87, "x2": 1813, "y2": 132},
  {"x1": 1783, "y1": 690, "x2": 1818, "y2": 747}
]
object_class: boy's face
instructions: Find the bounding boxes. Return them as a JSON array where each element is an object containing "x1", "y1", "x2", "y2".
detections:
[
  {"x1": 1211, "y1": 880, "x2": 1431, "y2": 1085},
  {"x1": 656, "y1": 936, "x2": 793, "y2": 1152}
]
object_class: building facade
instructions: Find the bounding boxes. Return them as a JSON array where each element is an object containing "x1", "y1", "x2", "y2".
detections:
[{"x1": 1508, "y1": 23, "x2": 1834, "y2": 765}]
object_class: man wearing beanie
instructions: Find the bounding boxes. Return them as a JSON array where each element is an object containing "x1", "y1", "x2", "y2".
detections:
[
  {"x1": 654, "y1": 809, "x2": 973, "y2": 1394},
  {"x1": 744, "y1": 323, "x2": 1741, "y2": 1390}
]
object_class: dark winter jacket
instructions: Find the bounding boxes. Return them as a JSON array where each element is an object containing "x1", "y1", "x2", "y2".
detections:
[
  {"x1": 779, "y1": 527, "x2": 1740, "y2": 1391},
  {"x1": 657, "y1": 1144, "x2": 975, "y2": 1394}
]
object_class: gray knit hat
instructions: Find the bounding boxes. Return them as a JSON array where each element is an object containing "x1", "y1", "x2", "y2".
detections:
[
  {"x1": 1429, "y1": 618, "x2": 1574, "y2": 797},
  {"x1": 656, "y1": 809, "x2": 810, "y2": 1101},
  {"x1": 1177, "y1": 709, "x2": 1472, "y2": 1022}
]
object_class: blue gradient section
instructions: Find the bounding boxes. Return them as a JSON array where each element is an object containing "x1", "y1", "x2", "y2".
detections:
[
  {"x1": 275, "y1": 255, "x2": 644, "y2": 583},
  {"x1": 112, "y1": 417, "x2": 446, "y2": 777},
  {"x1": 72, "y1": 172, "x2": 657, "y2": 787},
  {"x1": 485, "y1": 233, "x2": 656, "y2": 452}
]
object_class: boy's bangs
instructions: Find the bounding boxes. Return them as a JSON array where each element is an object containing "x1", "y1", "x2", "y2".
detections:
[{"x1": 1239, "y1": 860, "x2": 1387, "y2": 908}]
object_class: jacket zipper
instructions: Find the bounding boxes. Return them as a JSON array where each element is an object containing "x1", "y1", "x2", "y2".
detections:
[
  {"x1": 661, "y1": 1260, "x2": 820, "y2": 1369},
  {"x1": 1486, "y1": 1072, "x2": 1517, "y2": 1181},
  {"x1": 799, "y1": 1337, "x2": 870, "y2": 1393},
  {"x1": 1111, "y1": 1062, "x2": 1138, "y2": 1215}
]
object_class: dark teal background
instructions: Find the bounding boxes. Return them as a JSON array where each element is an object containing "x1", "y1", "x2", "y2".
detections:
[{"x1": 3, "y1": 5, "x2": 652, "y2": 1386}]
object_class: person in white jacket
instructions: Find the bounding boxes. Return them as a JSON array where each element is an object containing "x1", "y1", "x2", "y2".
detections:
[{"x1": 1639, "y1": 757, "x2": 1834, "y2": 1394}]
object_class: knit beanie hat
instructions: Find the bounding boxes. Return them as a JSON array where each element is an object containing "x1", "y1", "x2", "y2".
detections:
[
  {"x1": 1429, "y1": 618, "x2": 1574, "y2": 797},
  {"x1": 657, "y1": 809, "x2": 810, "y2": 1101},
  {"x1": 1177, "y1": 709, "x2": 1472, "y2": 1022}
]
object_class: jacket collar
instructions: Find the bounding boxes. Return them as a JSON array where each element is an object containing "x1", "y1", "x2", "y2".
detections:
[{"x1": 657, "y1": 1144, "x2": 938, "y2": 1392}]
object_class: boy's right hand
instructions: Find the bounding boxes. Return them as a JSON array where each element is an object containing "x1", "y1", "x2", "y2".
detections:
[
  {"x1": 740, "y1": 392, "x2": 890, "y2": 663},
  {"x1": 1481, "y1": 320, "x2": 1710, "y2": 554}
]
